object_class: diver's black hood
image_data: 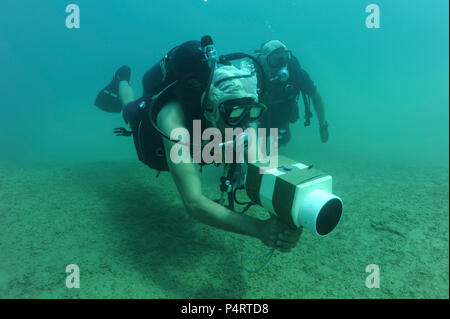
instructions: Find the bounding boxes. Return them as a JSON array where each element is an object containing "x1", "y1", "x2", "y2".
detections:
[{"x1": 169, "y1": 40, "x2": 210, "y2": 84}]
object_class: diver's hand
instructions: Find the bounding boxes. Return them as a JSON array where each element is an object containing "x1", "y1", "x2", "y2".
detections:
[
  {"x1": 113, "y1": 127, "x2": 132, "y2": 136},
  {"x1": 320, "y1": 121, "x2": 329, "y2": 143},
  {"x1": 258, "y1": 216, "x2": 303, "y2": 253}
]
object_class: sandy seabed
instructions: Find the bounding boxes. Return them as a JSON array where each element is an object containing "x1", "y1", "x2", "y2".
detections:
[{"x1": 0, "y1": 157, "x2": 448, "y2": 299}]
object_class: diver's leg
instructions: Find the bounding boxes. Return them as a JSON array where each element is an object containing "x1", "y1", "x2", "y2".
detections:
[
  {"x1": 94, "y1": 65, "x2": 132, "y2": 113},
  {"x1": 119, "y1": 81, "x2": 135, "y2": 107}
]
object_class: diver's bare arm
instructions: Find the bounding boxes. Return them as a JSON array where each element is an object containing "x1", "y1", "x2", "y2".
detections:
[
  {"x1": 157, "y1": 101, "x2": 264, "y2": 239},
  {"x1": 311, "y1": 90, "x2": 327, "y2": 125},
  {"x1": 170, "y1": 162, "x2": 263, "y2": 239}
]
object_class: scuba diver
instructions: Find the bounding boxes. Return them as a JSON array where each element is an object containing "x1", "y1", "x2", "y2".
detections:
[
  {"x1": 94, "y1": 37, "x2": 302, "y2": 253},
  {"x1": 255, "y1": 40, "x2": 329, "y2": 147}
]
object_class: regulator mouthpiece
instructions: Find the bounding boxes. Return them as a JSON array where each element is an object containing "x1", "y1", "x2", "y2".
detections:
[
  {"x1": 270, "y1": 67, "x2": 290, "y2": 82},
  {"x1": 219, "y1": 132, "x2": 250, "y2": 149},
  {"x1": 278, "y1": 67, "x2": 290, "y2": 82}
]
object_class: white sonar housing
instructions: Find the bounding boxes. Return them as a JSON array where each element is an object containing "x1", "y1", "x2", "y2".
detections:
[{"x1": 245, "y1": 155, "x2": 343, "y2": 236}]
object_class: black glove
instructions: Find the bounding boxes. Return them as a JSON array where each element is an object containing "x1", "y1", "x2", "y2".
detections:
[
  {"x1": 320, "y1": 121, "x2": 329, "y2": 143},
  {"x1": 113, "y1": 127, "x2": 132, "y2": 137}
]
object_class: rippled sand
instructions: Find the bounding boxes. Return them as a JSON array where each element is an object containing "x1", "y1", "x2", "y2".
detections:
[{"x1": 0, "y1": 158, "x2": 448, "y2": 298}]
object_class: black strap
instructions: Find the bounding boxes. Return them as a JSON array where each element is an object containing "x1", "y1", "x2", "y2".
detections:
[{"x1": 302, "y1": 91, "x2": 312, "y2": 127}]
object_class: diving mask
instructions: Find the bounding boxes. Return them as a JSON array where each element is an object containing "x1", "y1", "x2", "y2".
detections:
[
  {"x1": 219, "y1": 97, "x2": 267, "y2": 126},
  {"x1": 267, "y1": 48, "x2": 292, "y2": 68}
]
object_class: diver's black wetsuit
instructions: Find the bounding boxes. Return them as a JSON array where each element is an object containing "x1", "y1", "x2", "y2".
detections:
[
  {"x1": 259, "y1": 56, "x2": 316, "y2": 146},
  {"x1": 122, "y1": 40, "x2": 210, "y2": 171}
]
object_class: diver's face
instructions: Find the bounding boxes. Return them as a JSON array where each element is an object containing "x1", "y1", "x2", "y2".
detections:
[
  {"x1": 267, "y1": 48, "x2": 291, "y2": 68},
  {"x1": 216, "y1": 114, "x2": 251, "y2": 136},
  {"x1": 266, "y1": 48, "x2": 291, "y2": 81},
  {"x1": 216, "y1": 115, "x2": 258, "y2": 135},
  {"x1": 215, "y1": 114, "x2": 260, "y2": 164}
]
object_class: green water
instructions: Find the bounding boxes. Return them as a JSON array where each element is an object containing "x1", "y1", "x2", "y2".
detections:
[{"x1": 0, "y1": 0, "x2": 448, "y2": 298}]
